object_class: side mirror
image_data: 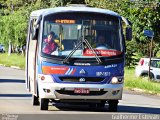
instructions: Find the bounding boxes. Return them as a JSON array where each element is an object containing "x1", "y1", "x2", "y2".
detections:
[
  {"x1": 122, "y1": 17, "x2": 132, "y2": 41},
  {"x1": 126, "y1": 27, "x2": 132, "y2": 41}
]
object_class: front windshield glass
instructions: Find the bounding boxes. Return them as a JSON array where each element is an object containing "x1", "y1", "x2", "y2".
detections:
[{"x1": 42, "y1": 12, "x2": 122, "y2": 58}]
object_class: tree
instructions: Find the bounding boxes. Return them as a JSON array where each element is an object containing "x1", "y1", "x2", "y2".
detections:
[{"x1": 0, "y1": 0, "x2": 51, "y2": 54}]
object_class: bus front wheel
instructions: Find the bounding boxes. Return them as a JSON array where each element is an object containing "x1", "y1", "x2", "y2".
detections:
[
  {"x1": 40, "y1": 98, "x2": 49, "y2": 110},
  {"x1": 108, "y1": 100, "x2": 118, "y2": 112}
]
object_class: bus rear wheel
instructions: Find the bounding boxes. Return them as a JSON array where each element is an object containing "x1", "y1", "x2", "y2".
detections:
[
  {"x1": 40, "y1": 98, "x2": 49, "y2": 110},
  {"x1": 108, "y1": 100, "x2": 118, "y2": 112},
  {"x1": 32, "y1": 95, "x2": 39, "y2": 106}
]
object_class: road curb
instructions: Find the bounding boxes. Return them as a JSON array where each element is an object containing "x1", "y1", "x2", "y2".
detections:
[
  {"x1": 0, "y1": 64, "x2": 22, "y2": 70},
  {"x1": 10, "y1": 66, "x2": 21, "y2": 70},
  {"x1": 125, "y1": 87, "x2": 160, "y2": 97},
  {"x1": 0, "y1": 64, "x2": 5, "y2": 67}
]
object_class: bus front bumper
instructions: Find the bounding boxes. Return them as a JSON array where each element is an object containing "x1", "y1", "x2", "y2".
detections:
[{"x1": 39, "y1": 83, "x2": 123, "y2": 100}]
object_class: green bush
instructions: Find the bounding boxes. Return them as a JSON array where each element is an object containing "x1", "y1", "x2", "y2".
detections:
[
  {"x1": 0, "y1": 53, "x2": 25, "y2": 69},
  {"x1": 125, "y1": 68, "x2": 160, "y2": 94}
]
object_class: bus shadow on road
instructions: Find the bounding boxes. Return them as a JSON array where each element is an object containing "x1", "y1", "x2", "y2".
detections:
[
  {"x1": 52, "y1": 104, "x2": 108, "y2": 112},
  {"x1": 50, "y1": 104, "x2": 160, "y2": 114},
  {"x1": 118, "y1": 105, "x2": 160, "y2": 114},
  {"x1": 0, "y1": 94, "x2": 31, "y2": 97},
  {"x1": 0, "y1": 79, "x2": 25, "y2": 83}
]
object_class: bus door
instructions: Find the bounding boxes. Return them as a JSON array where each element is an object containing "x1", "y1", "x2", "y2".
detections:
[{"x1": 27, "y1": 17, "x2": 38, "y2": 95}]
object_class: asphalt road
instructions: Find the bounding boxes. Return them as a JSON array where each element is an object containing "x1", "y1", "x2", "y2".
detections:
[{"x1": 0, "y1": 66, "x2": 160, "y2": 120}]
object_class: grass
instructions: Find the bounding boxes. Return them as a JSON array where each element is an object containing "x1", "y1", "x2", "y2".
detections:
[
  {"x1": 124, "y1": 68, "x2": 160, "y2": 95},
  {"x1": 0, "y1": 53, "x2": 159, "y2": 95},
  {"x1": 0, "y1": 53, "x2": 25, "y2": 69}
]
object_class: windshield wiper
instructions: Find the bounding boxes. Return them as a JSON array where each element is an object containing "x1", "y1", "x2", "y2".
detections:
[{"x1": 63, "y1": 39, "x2": 102, "y2": 64}]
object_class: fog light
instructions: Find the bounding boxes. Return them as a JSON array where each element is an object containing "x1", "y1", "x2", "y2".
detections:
[
  {"x1": 43, "y1": 89, "x2": 51, "y2": 93},
  {"x1": 112, "y1": 90, "x2": 120, "y2": 95}
]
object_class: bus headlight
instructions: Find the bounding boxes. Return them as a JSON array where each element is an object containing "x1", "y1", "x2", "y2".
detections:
[
  {"x1": 111, "y1": 76, "x2": 123, "y2": 84},
  {"x1": 38, "y1": 74, "x2": 54, "y2": 83}
]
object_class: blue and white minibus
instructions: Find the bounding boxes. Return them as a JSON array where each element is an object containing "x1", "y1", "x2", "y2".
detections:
[{"x1": 26, "y1": 5, "x2": 132, "y2": 111}]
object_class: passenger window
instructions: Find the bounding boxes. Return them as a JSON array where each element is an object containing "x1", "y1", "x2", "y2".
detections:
[{"x1": 151, "y1": 60, "x2": 160, "y2": 68}]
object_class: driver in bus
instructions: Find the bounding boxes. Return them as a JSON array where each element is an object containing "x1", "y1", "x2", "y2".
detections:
[
  {"x1": 96, "y1": 35, "x2": 111, "y2": 49},
  {"x1": 42, "y1": 32, "x2": 58, "y2": 54}
]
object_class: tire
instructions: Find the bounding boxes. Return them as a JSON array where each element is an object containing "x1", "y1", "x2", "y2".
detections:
[
  {"x1": 108, "y1": 100, "x2": 118, "y2": 112},
  {"x1": 40, "y1": 98, "x2": 49, "y2": 110},
  {"x1": 141, "y1": 73, "x2": 154, "y2": 80},
  {"x1": 32, "y1": 95, "x2": 40, "y2": 106},
  {"x1": 141, "y1": 74, "x2": 148, "y2": 80}
]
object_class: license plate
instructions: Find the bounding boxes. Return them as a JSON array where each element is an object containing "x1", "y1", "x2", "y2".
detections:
[{"x1": 74, "y1": 88, "x2": 90, "y2": 94}]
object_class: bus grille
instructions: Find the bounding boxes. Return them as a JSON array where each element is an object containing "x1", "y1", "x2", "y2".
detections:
[
  {"x1": 55, "y1": 90, "x2": 107, "y2": 96},
  {"x1": 59, "y1": 77, "x2": 105, "y2": 83}
]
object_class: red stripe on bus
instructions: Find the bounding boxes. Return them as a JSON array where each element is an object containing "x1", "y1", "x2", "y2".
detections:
[
  {"x1": 71, "y1": 68, "x2": 76, "y2": 75},
  {"x1": 83, "y1": 49, "x2": 122, "y2": 57},
  {"x1": 42, "y1": 66, "x2": 69, "y2": 74}
]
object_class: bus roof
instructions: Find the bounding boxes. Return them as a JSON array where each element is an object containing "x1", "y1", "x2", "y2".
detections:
[{"x1": 30, "y1": 6, "x2": 121, "y2": 18}]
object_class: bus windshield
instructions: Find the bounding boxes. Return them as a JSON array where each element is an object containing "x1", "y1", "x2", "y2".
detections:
[{"x1": 42, "y1": 12, "x2": 122, "y2": 58}]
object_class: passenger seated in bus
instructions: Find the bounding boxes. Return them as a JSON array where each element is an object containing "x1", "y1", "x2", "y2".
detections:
[{"x1": 42, "y1": 32, "x2": 58, "y2": 54}]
